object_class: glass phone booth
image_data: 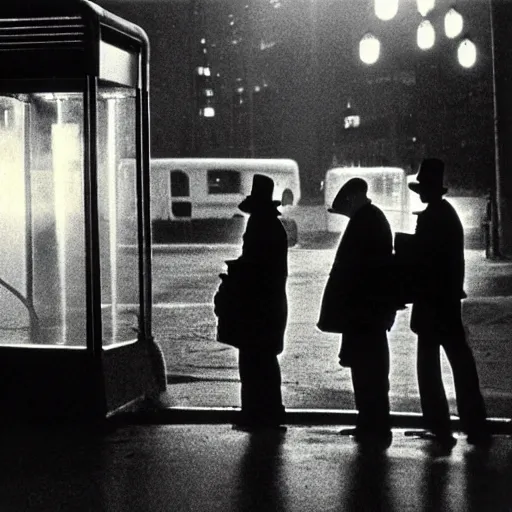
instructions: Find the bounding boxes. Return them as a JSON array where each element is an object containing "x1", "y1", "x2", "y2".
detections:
[{"x1": 0, "y1": 0, "x2": 165, "y2": 421}]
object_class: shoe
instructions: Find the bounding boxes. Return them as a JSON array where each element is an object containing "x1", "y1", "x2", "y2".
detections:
[
  {"x1": 232, "y1": 423, "x2": 253, "y2": 432},
  {"x1": 436, "y1": 435, "x2": 457, "y2": 450},
  {"x1": 264, "y1": 424, "x2": 288, "y2": 433},
  {"x1": 355, "y1": 431, "x2": 393, "y2": 449},
  {"x1": 338, "y1": 427, "x2": 358, "y2": 436}
]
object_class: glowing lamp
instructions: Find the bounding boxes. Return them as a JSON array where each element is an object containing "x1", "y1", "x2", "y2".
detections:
[
  {"x1": 458, "y1": 38, "x2": 477, "y2": 68},
  {"x1": 359, "y1": 33, "x2": 380, "y2": 65},
  {"x1": 375, "y1": 0, "x2": 398, "y2": 21},
  {"x1": 417, "y1": 20, "x2": 435, "y2": 50},
  {"x1": 445, "y1": 8, "x2": 463, "y2": 39},
  {"x1": 203, "y1": 107, "x2": 215, "y2": 117},
  {"x1": 417, "y1": 0, "x2": 435, "y2": 17}
]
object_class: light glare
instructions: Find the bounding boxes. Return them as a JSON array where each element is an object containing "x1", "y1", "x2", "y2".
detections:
[
  {"x1": 458, "y1": 38, "x2": 477, "y2": 68},
  {"x1": 203, "y1": 107, "x2": 215, "y2": 117},
  {"x1": 359, "y1": 33, "x2": 380, "y2": 65},
  {"x1": 374, "y1": 0, "x2": 398, "y2": 21},
  {"x1": 445, "y1": 8, "x2": 463, "y2": 39},
  {"x1": 417, "y1": 20, "x2": 435, "y2": 50},
  {"x1": 417, "y1": 0, "x2": 435, "y2": 17}
]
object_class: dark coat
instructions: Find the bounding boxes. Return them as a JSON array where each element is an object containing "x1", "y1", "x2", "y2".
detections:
[
  {"x1": 410, "y1": 198, "x2": 466, "y2": 334},
  {"x1": 215, "y1": 210, "x2": 288, "y2": 354},
  {"x1": 317, "y1": 202, "x2": 397, "y2": 335}
]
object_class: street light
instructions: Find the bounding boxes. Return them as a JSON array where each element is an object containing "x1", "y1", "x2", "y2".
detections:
[
  {"x1": 417, "y1": 20, "x2": 435, "y2": 50},
  {"x1": 417, "y1": 0, "x2": 435, "y2": 17},
  {"x1": 375, "y1": 0, "x2": 398, "y2": 21},
  {"x1": 444, "y1": 7, "x2": 464, "y2": 39},
  {"x1": 457, "y1": 37, "x2": 477, "y2": 68},
  {"x1": 359, "y1": 33, "x2": 380, "y2": 65}
]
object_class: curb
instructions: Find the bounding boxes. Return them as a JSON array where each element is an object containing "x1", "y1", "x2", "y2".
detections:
[{"x1": 119, "y1": 407, "x2": 512, "y2": 435}]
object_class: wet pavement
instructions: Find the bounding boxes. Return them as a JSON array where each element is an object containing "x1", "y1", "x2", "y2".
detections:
[
  {"x1": 151, "y1": 238, "x2": 512, "y2": 419},
  {"x1": 3, "y1": 423, "x2": 511, "y2": 512}
]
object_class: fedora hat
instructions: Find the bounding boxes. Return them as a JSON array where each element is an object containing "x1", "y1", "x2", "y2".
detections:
[
  {"x1": 409, "y1": 158, "x2": 448, "y2": 195},
  {"x1": 238, "y1": 174, "x2": 281, "y2": 214},
  {"x1": 328, "y1": 177, "x2": 368, "y2": 214}
]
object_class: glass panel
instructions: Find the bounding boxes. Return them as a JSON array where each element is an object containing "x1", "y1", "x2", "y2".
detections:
[
  {"x1": 97, "y1": 88, "x2": 139, "y2": 346},
  {"x1": 170, "y1": 170, "x2": 190, "y2": 197},
  {"x1": 207, "y1": 169, "x2": 241, "y2": 194},
  {"x1": 0, "y1": 93, "x2": 86, "y2": 347}
]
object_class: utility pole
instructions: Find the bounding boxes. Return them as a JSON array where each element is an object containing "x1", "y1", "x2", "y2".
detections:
[{"x1": 488, "y1": 0, "x2": 512, "y2": 258}]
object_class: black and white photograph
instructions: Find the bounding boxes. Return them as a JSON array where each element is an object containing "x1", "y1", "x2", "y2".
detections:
[{"x1": 0, "y1": 0, "x2": 510, "y2": 510}]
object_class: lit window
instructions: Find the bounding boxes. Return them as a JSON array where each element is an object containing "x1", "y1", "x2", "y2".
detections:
[
  {"x1": 344, "y1": 115, "x2": 361, "y2": 129},
  {"x1": 207, "y1": 170, "x2": 241, "y2": 194},
  {"x1": 417, "y1": 0, "x2": 435, "y2": 17},
  {"x1": 417, "y1": 20, "x2": 435, "y2": 50},
  {"x1": 260, "y1": 40, "x2": 277, "y2": 51},
  {"x1": 458, "y1": 38, "x2": 477, "y2": 68},
  {"x1": 201, "y1": 38, "x2": 206, "y2": 44},
  {"x1": 445, "y1": 8, "x2": 463, "y2": 39},
  {"x1": 236, "y1": 86, "x2": 245, "y2": 94},
  {"x1": 196, "y1": 66, "x2": 204, "y2": 75},
  {"x1": 375, "y1": 0, "x2": 398, "y2": 21},
  {"x1": 359, "y1": 33, "x2": 380, "y2": 65},
  {"x1": 202, "y1": 107, "x2": 215, "y2": 118},
  {"x1": 203, "y1": 67, "x2": 211, "y2": 77},
  {"x1": 204, "y1": 89, "x2": 214, "y2": 97}
]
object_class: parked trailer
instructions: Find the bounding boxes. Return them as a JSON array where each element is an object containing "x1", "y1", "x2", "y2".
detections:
[
  {"x1": 324, "y1": 167, "x2": 410, "y2": 234},
  {"x1": 118, "y1": 157, "x2": 301, "y2": 244}
]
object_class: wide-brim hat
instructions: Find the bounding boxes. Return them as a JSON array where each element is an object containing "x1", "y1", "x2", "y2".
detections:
[
  {"x1": 238, "y1": 174, "x2": 281, "y2": 214},
  {"x1": 328, "y1": 177, "x2": 368, "y2": 214},
  {"x1": 409, "y1": 158, "x2": 448, "y2": 195}
]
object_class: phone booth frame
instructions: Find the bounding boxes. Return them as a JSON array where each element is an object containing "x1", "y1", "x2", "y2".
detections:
[{"x1": 0, "y1": 0, "x2": 165, "y2": 422}]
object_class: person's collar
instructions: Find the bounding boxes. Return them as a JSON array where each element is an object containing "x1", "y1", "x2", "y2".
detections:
[{"x1": 425, "y1": 196, "x2": 444, "y2": 207}]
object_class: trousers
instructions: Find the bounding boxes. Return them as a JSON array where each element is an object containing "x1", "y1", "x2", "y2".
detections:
[
  {"x1": 238, "y1": 349, "x2": 285, "y2": 425},
  {"x1": 416, "y1": 324, "x2": 488, "y2": 436},
  {"x1": 341, "y1": 330, "x2": 391, "y2": 436}
]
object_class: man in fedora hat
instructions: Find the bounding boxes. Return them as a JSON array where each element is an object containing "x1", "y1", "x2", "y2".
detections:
[
  {"x1": 407, "y1": 157, "x2": 490, "y2": 448},
  {"x1": 317, "y1": 177, "x2": 397, "y2": 448},
  {"x1": 217, "y1": 174, "x2": 288, "y2": 432}
]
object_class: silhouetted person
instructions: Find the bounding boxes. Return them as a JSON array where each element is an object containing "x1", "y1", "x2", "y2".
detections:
[
  {"x1": 318, "y1": 178, "x2": 397, "y2": 448},
  {"x1": 216, "y1": 174, "x2": 288, "y2": 432},
  {"x1": 407, "y1": 158, "x2": 490, "y2": 448}
]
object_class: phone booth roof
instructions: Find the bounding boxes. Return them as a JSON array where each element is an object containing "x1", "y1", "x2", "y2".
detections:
[{"x1": 0, "y1": 0, "x2": 149, "y2": 87}]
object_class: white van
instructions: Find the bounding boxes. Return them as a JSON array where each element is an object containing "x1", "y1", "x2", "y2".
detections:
[
  {"x1": 324, "y1": 166, "x2": 410, "y2": 234},
  {"x1": 118, "y1": 157, "x2": 301, "y2": 243}
]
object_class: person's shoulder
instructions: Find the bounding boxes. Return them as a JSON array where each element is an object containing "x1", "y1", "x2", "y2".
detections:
[
  {"x1": 437, "y1": 199, "x2": 462, "y2": 221},
  {"x1": 368, "y1": 202, "x2": 385, "y2": 216},
  {"x1": 367, "y1": 203, "x2": 391, "y2": 225}
]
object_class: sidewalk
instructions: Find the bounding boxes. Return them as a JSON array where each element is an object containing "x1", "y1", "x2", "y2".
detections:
[
  {"x1": 157, "y1": 242, "x2": 512, "y2": 419},
  {"x1": 3, "y1": 423, "x2": 512, "y2": 512}
]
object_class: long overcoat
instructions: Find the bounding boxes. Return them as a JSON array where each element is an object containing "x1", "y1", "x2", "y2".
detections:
[
  {"x1": 410, "y1": 198, "x2": 466, "y2": 334},
  {"x1": 215, "y1": 209, "x2": 288, "y2": 354},
  {"x1": 317, "y1": 202, "x2": 396, "y2": 337}
]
